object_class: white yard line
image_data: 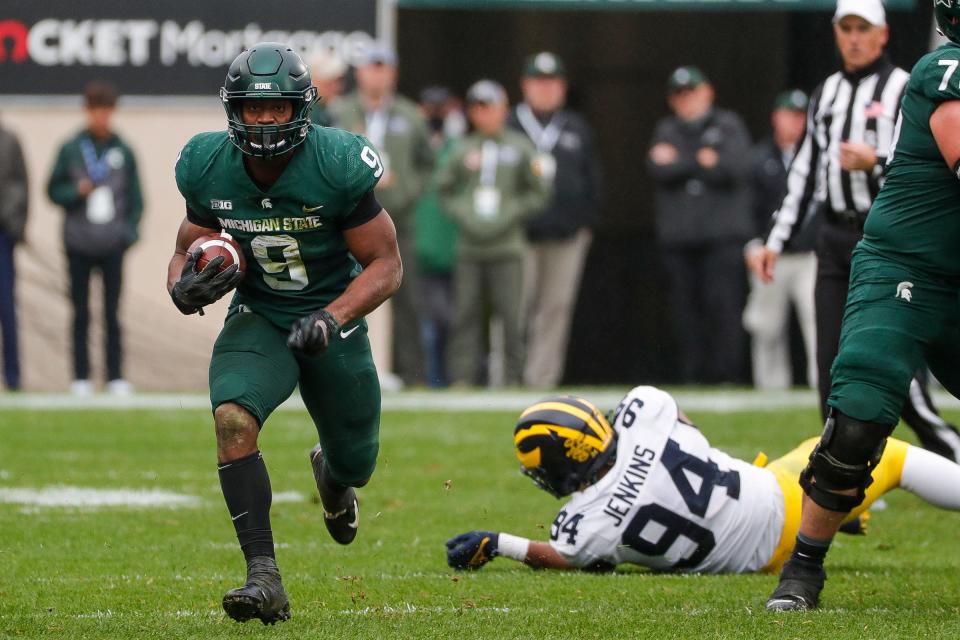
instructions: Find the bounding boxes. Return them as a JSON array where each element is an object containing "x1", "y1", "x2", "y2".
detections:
[
  {"x1": 1, "y1": 389, "x2": 958, "y2": 413},
  {"x1": 0, "y1": 485, "x2": 200, "y2": 508}
]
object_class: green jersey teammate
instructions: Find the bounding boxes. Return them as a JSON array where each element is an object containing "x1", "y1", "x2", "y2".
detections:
[
  {"x1": 766, "y1": 4, "x2": 960, "y2": 611},
  {"x1": 166, "y1": 43, "x2": 401, "y2": 625}
]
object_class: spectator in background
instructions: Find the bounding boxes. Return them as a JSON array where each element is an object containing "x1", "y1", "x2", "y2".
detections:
[
  {"x1": 743, "y1": 90, "x2": 817, "y2": 390},
  {"x1": 333, "y1": 42, "x2": 434, "y2": 386},
  {"x1": 308, "y1": 50, "x2": 347, "y2": 127},
  {"x1": 509, "y1": 52, "x2": 602, "y2": 389},
  {"x1": 47, "y1": 80, "x2": 143, "y2": 396},
  {"x1": 0, "y1": 117, "x2": 28, "y2": 392},
  {"x1": 647, "y1": 66, "x2": 753, "y2": 384},
  {"x1": 414, "y1": 86, "x2": 465, "y2": 387},
  {"x1": 437, "y1": 80, "x2": 551, "y2": 387}
]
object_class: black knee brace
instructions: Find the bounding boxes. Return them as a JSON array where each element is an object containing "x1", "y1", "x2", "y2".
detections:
[{"x1": 799, "y1": 409, "x2": 895, "y2": 512}]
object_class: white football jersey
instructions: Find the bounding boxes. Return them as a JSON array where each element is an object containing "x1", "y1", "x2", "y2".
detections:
[{"x1": 548, "y1": 386, "x2": 784, "y2": 574}]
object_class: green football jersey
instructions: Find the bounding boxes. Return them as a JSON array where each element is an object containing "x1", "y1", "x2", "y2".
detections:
[
  {"x1": 175, "y1": 125, "x2": 382, "y2": 329},
  {"x1": 863, "y1": 43, "x2": 960, "y2": 276}
]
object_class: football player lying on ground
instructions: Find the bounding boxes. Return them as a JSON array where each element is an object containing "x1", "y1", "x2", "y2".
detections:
[{"x1": 446, "y1": 386, "x2": 960, "y2": 574}]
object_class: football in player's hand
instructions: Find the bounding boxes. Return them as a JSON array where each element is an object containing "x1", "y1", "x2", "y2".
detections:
[{"x1": 187, "y1": 232, "x2": 246, "y2": 276}]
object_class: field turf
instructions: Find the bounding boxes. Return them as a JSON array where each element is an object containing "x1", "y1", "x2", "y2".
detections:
[{"x1": 3, "y1": 400, "x2": 960, "y2": 639}]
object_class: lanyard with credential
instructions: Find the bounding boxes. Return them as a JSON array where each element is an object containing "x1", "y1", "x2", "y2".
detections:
[
  {"x1": 479, "y1": 140, "x2": 499, "y2": 187},
  {"x1": 365, "y1": 108, "x2": 389, "y2": 150},
  {"x1": 516, "y1": 103, "x2": 565, "y2": 154},
  {"x1": 80, "y1": 137, "x2": 113, "y2": 184}
]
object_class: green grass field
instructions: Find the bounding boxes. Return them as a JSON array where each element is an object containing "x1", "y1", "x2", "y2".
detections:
[{"x1": 3, "y1": 401, "x2": 960, "y2": 639}]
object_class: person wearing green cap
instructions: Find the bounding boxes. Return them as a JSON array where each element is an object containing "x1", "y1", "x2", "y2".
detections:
[
  {"x1": 647, "y1": 66, "x2": 753, "y2": 384},
  {"x1": 509, "y1": 51, "x2": 602, "y2": 389},
  {"x1": 743, "y1": 90, "x2": 817, "y2": 392},
  {"x1": 437, "y1": 80, "x2": 551, "y2": 386}
]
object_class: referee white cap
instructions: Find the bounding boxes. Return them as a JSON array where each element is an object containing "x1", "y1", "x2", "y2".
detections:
[{"x1": 833, "y1": 0, "x2": 886, "y2": 27}]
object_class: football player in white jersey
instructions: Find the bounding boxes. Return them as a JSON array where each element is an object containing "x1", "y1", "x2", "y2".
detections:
[{"x1": 446, "y1": 387, "x2": 960, "y2": 574}]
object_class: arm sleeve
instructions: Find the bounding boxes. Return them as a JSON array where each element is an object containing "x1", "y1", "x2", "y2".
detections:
[
  {"x1": 339, "y1": 190, "x2": 383, "y2": 230},
  {"x1": 764, "y1": 84, "x2": 824, "y2": 253},
  {"x1": 185, "y1": 205, "x2": 219, "y2": 230},
  {"x1": 47, "y1": 141, "x2": 84, "y2": 208}
]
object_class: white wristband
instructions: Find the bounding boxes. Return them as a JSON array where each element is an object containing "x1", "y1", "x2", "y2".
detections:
[{"x1": 497, "y1": 533, "x2": 530, "y2": 562}]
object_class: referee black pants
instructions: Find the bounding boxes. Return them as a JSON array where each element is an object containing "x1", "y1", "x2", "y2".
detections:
[{"x1": 814, "y1": 218, "x2": 960, "y2": 461}]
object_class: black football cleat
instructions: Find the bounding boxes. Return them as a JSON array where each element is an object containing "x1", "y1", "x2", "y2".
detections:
[
  {"x1": 222, "y1": 556, "x2": 291, "y2": 625},
  {"x1": 838, "y1": 511, "x2": 870, "y2": 536},
  {"x1": 765, "y1": 559, "x2": 826, "y2": 612},
  {"x1": 309, "y1": 444, "x2": 359, "y2": 545}
]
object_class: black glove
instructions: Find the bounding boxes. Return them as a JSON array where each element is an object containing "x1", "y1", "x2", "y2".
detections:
[
  {"x1": 287, "y1": 309, "x2": 340, "y2": 356},
  {"x1": 445, "y1": 531, "x2": 500, "y2": 570},
  {"x1": 170, "y1": 249, "x2": 242, "y2": 316}
]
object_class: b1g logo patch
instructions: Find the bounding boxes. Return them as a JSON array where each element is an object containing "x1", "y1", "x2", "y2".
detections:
[{"x1": 211, "y1": 199, "x2": 233, "y2": 210}]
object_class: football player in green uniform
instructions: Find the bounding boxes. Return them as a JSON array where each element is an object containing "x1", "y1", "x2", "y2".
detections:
[
  {"x1": 766, "y1": 3, "x2": 960, "y2": 611},
  {"x1": 166, "y1": 43, "x2": 401, "y2": 625}
]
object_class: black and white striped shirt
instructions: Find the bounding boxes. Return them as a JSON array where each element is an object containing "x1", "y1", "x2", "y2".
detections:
[{"x1": 765, "y1": 56, "x2": 910, "y2": 253}]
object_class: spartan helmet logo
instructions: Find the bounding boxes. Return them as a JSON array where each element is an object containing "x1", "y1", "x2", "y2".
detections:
[{"x1": 896, "y1": 281, "x2": 914, "y2": 302}]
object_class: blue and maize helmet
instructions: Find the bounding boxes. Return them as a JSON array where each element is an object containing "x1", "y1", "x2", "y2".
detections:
[{"x1": 514, "y1": 396, "x2": 617, "y2": 498}]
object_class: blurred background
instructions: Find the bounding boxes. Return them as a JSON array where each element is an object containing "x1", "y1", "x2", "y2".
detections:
[{"x1": 0, "y1": 0, "x2": 936, "y2": 391}]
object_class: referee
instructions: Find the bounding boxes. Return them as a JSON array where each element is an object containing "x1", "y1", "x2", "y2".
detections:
[{"x1": 750, "y1": 0, "x2": 960, "y2": 461}]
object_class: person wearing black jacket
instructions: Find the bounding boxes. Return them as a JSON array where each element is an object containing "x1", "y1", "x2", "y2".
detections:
[
  {"x1": 743, "y1": 90, "x2": 817, "y2": 391},
  {"x1": 647, "y1": 66, "x2": 753, "y2": 384},
  {"x1": 509, "y1": 52, "x2": 602, "y2": 388}
]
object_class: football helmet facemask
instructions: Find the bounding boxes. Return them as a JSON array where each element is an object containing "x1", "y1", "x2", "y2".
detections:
[
  {"x1": 514, "y1": 396, "x2": 617, "y2": 498},
  {"x1": 221, "y1": 42, "x2": 318, "y2": 159}
]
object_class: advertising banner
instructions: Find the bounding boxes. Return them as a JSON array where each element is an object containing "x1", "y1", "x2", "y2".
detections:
[{"x1": 0, "y1": 0, "x2": 378, "y2": 95}]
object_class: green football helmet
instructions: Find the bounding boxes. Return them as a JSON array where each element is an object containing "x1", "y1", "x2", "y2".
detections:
[
  {"x1": 221, "y1": 42, "x2": 318, "y2": 158},
  {"x1": 935, "y1": 0, "x2": 960, "y2": 45}
]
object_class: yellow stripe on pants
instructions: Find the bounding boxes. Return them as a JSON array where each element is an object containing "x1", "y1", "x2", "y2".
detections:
[{"x1": 760, "y1": 436, "x2": 910, "y2": 573}]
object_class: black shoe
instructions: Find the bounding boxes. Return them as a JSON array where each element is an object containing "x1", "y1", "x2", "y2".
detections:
[
  {"x1": 309, "y1": 444, "x2": 359, "y2": 545},
  {"x1": 222, "y1": 556, "x2": 291, "y2": 625},
  {"x1": 765, "y1": 559, "x2": 826, "y2": 612},
  {"x1": 838, "y1": 511, "x2": 870, "y2": 536}
]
